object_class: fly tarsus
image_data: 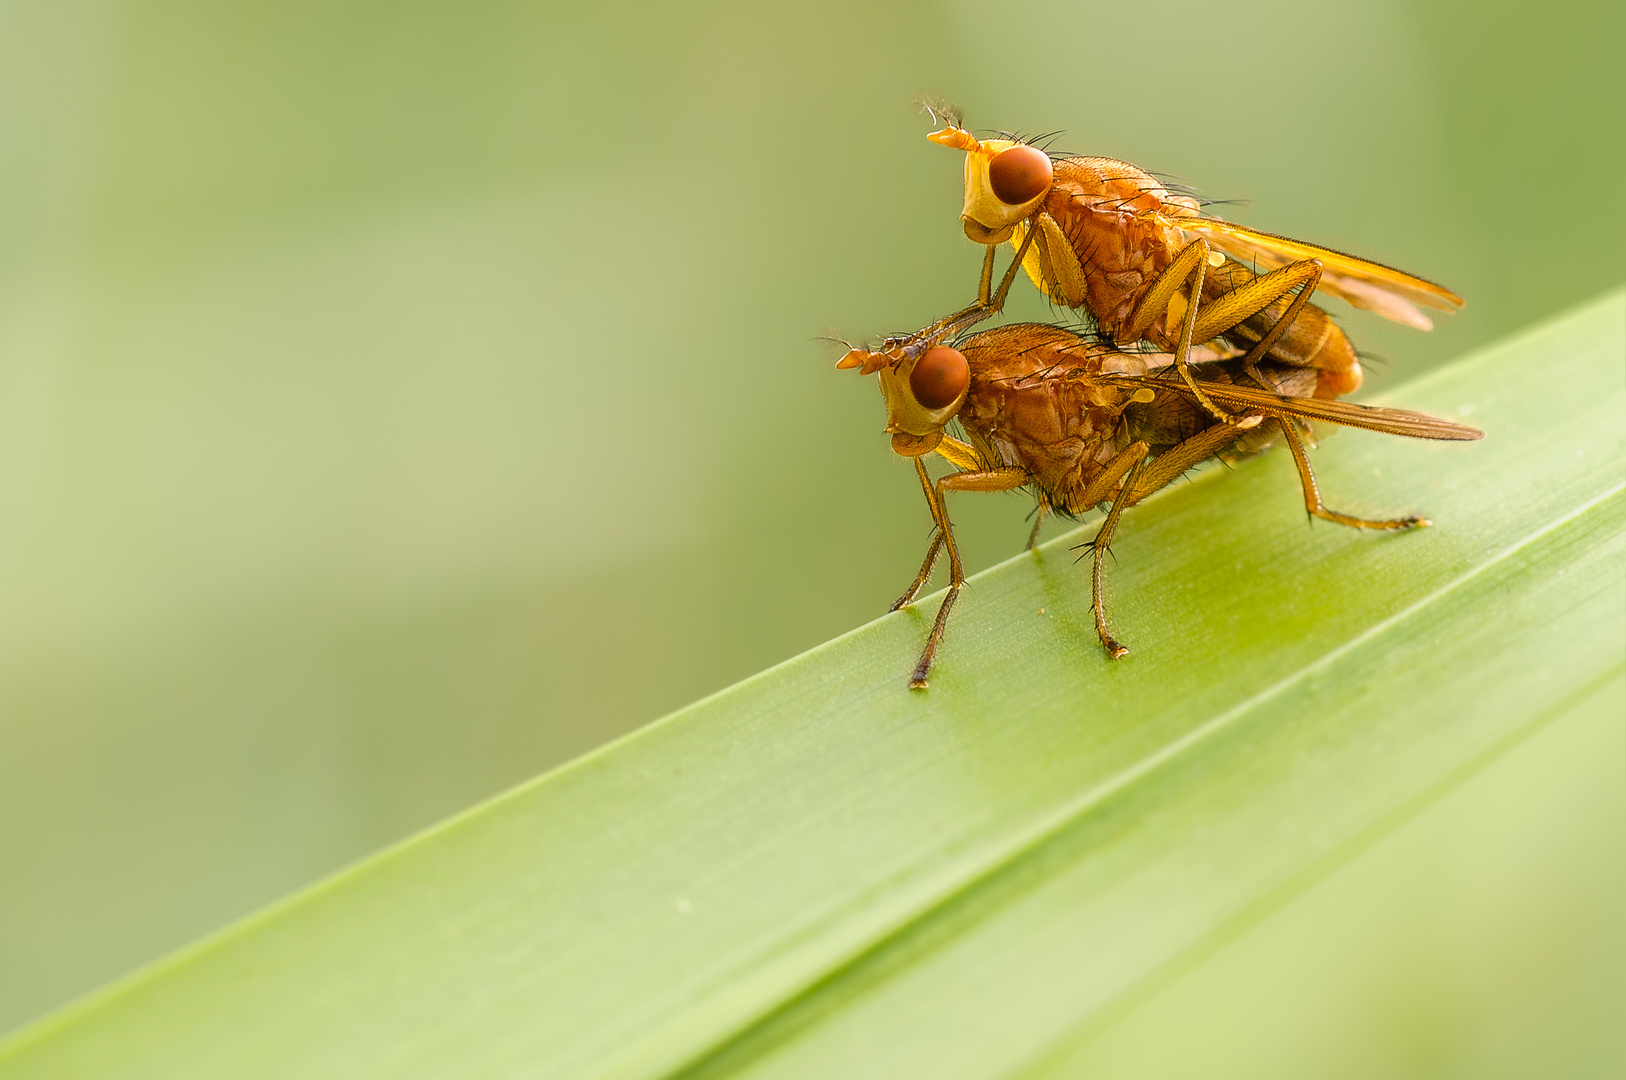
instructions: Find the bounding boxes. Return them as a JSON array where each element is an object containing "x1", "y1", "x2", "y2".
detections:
[
  {"x1": 909, "y1": 582, "x2": 960, "y2": 690},
  {"x1": 892, "y1": 531, "x2": 944, "y2": 611}
]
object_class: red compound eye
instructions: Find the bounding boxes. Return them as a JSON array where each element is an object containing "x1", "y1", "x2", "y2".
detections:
[
  {"x1": 910, "y1": 346, "x2": 969, "y2": 409},
  {"x1": 988, "y1": 145, "x2": 1052, "y2": 205}
]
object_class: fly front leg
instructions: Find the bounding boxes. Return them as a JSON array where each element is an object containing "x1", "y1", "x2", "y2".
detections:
[
  {"x1": 892, "y1": 534, "x2": 944, "y2": 612},
  {"x1": 884, "y1": 225, "x2": 1041, "y2": 359},
  {"x1": 939, "y1": 222, "x2": 1041, "y2": 338},
  {"x1": 908, "y1": 460, "x2": 1031, "y2": 689},
  {"x1": 880, "y1": 246, "x2": 997, "y2": 354},
  {"x1": 892, "y1": 434, "x2": 989, "y2": 610},
  {"x1": 1274, "y1": 413, "x2": 1429, "y2": 530},
  {"x1": 976, "y1": 239, "x2": 997, "y2": 306}
]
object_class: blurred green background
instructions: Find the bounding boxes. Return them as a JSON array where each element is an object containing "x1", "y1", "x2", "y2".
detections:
[{"x1": 0, "y1": 0, "x2": 1620, "y2": 1037}]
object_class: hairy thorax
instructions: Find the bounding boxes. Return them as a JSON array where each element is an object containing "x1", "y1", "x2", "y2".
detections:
[
  {"x1": 956, "y1": 325, "x2": 1146, "y2": 514},
  {"x1": 1045, "y1": 157, "x2": 1182, "y2": 338},
  {"x1": 1040, "y1": 159, "x2": 1362, "y2": 399}
]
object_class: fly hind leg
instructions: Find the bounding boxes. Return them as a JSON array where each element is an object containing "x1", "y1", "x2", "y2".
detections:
[
  {"x1": 1122, "y1": 239, "x2": 1238, "y2": 425},
  {"x1": 1197, "y1": 260, "x2": 1325, "y2": 393},
  {"x1": 1276, "y1": 413, "x2": 1429, "y2": 530},
  {"x1": 1127, "y1": 244, "x2": 1328, "y2": 419}
]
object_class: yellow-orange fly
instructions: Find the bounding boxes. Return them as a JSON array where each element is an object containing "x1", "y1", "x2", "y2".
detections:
[
  {"x1": 905, "y1": 104, "x2": 1463, "y2": 425},
  {"x1": 838, "y1": 323, "x2": 1481, "y2": 688}
]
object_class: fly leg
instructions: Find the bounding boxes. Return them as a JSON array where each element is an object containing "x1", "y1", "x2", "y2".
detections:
[
  {"x1": 1025, "y1": 495, "x2": 1050, "y2": 550},
  {"x1": 1126, "y1": 244, "x2": 1328, "y2": 421},
  {"x1": 1122, "y1": 240, "x2": 1239, "y2": 425},
  {"x1": 894, "y1": 245, "x2": 997, "y2": 343},
  {"x1": 892, "y1": 433, "x2": 990, "y2": 609},
  {"x1": 937, "y1": 222, "x2": 1040, "y2": 337},
  {"x1": 1274, "y1": 412, "x2": 1429, "y2": 530},
  {"x1": 891, "y1": 534, "x2": 944, "y2": 612},
  {"x1": 1125, "y1": 416, "x2": 1263, "y2": 501},
  {"x1": 1198, "y1": 261, "x2": 1324, "y2": 391},
  {"x1": 883, "y1": 224, "x2": 1041, "y2": 358},
  {"x1": 908, "y1": 459, "x2": 1031, "y2": 689},
  {"x1": 1075, "y1": 442, "x2": 1152, "y2": 659}
]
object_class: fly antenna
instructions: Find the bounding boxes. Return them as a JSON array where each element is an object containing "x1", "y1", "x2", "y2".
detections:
[{"x1": 914, "y1": 94, "x2": 963, "y2": 130}]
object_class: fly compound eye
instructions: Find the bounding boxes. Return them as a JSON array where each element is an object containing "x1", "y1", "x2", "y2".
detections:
[
  {"x1": 988, "y1": 145, "x2": 1053, "y2": 205},
  {"x1": 910, "y1": 346, "x2": 969, "y2": 409}
]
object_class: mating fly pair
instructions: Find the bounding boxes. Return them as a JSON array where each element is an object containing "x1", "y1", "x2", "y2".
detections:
[{"x1": 840, "y1": 107, "x2": 1482, "y2": 688}]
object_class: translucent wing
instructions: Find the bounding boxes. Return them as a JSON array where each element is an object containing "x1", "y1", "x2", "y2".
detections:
[
  {"x1": 1160, "y1": 214, "x2": 1464, "y2": 331},
  {"x1": 1109, "y1": 375, "x2": 1483, "y2": 441}
]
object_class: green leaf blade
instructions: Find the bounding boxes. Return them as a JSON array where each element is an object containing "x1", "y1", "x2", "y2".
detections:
[{"x1": 2, "y1": 291, "x2": 1621, "y2": 1079}]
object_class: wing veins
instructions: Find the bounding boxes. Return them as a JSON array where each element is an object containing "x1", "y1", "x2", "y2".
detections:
[{"x1": 1106, "y1": 374, "x2": 1483, "y2": 441}]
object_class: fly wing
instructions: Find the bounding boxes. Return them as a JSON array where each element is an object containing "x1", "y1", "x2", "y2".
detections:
[
  {"x1": 1108, "y1": 375, "x2": 1483, "y2": 441},
  {"x1": 1161, "y1": 214, "x2": 1463, "y2": 331}
]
